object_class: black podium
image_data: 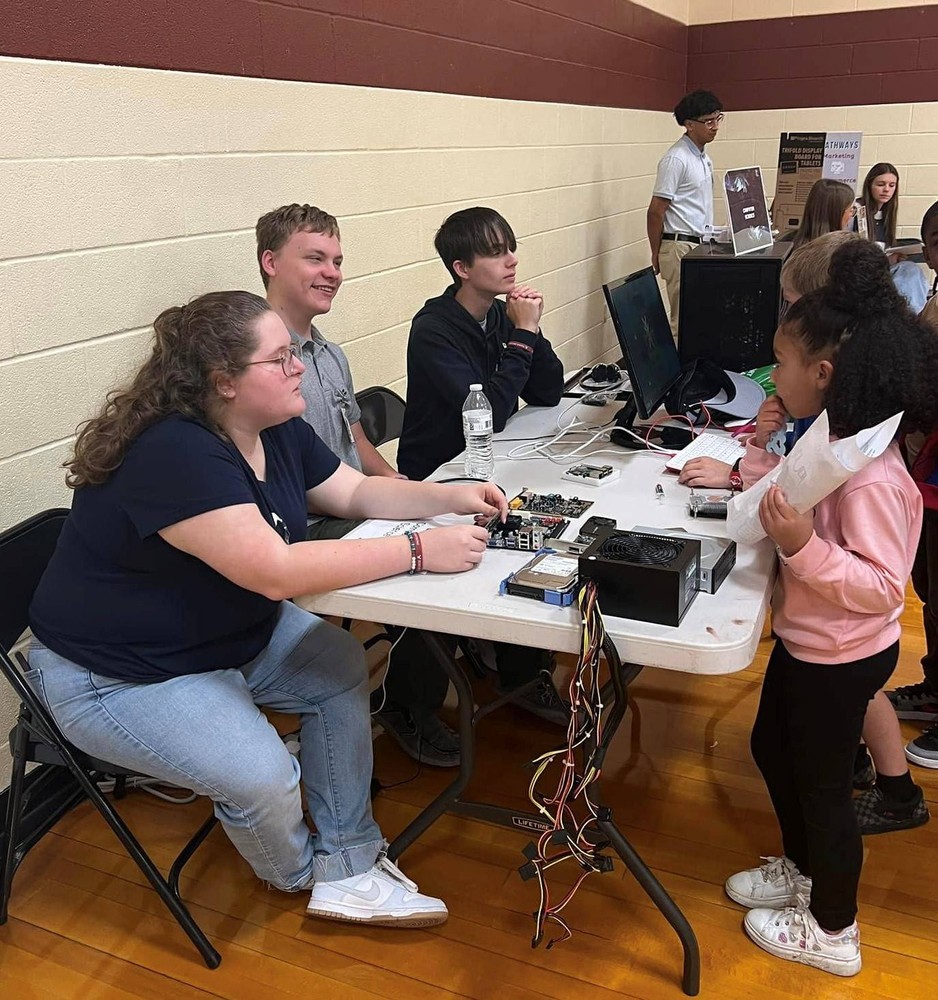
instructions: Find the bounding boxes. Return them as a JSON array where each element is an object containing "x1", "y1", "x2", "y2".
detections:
[{"x1": 678, "y1": 242, "x2": 791, "y2": 372}]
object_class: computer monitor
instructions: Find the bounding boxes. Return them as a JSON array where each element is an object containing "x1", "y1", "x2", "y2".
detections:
[{"x1": 601, "y1": 267, "x2": 682, "y2": 422}]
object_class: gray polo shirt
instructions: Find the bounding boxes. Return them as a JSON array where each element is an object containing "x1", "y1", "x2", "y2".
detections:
[
  {"x1": 653, "y1": 134, "x2": 714, "y2": 237},
  {"x1": 291, "y1": 325, "x2": 362, "y2": 473}
]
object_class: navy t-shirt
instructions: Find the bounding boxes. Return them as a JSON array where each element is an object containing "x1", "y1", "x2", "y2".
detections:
[{"x1": 29, "y1": 415, "x2": 340, "y2": 683}]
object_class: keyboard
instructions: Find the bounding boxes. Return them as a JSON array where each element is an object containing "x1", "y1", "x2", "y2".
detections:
[{"x1": 665, "y1": 432, "x2": 746, "y2": 473}]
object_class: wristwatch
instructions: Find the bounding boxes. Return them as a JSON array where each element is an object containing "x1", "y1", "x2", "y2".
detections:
[{"x1": 728, "y1": 458, "x2": 744, "y2": 492}]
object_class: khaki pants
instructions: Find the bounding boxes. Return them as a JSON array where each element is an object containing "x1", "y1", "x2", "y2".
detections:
[{"x1": 657, "y1": 238, "x2": 695, "y2": 340}]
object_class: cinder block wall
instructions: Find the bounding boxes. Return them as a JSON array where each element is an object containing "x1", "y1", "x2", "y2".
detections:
[{"x1": 3, "y1": 0, "x2": 938, "y2": 786}]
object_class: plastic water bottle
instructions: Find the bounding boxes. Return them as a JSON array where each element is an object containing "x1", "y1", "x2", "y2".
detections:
[{"x1": 462, "y1": 383, "x2": 495, "y2": 479}]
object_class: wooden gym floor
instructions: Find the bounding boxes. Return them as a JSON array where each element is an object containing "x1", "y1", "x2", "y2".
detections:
[{"x1": 1, "y1": 593, "x2": 936, "y2": 999}]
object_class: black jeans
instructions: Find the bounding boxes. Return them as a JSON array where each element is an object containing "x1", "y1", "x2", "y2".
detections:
[
  {"x1": 751, "y1": 639, "x2": 898, "y2": 931},
  {"x1": 911, "y1": 508, "x2": 938, "y2": 692}
]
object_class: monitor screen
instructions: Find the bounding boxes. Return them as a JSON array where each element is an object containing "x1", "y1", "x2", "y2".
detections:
[{"x1": 602, "y1": 267, "x2": 682, "y2": 420}]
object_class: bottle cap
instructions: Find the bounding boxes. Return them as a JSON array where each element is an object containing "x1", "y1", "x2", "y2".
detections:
[{"x1": 469, "y1": 383, "x2": 482, "y2": 391}]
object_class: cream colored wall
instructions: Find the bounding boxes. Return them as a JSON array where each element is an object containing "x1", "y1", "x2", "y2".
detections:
[
  {"x1": 0, "y1": 54, "x2": 684, "y2": 782},
  {"x1": 4, "y1": 53, "x2": 938, "y2": 786},
  {"x1": 689, "y1": 0, "x2": 938, "y2": 23},
  {"x1": 632, "y1": 0, "x2": 690, "y2": 21}
]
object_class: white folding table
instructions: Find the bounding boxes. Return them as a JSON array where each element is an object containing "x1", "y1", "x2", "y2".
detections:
[{"x1": 298, "y1": 399, "x2": 776, "y2": 996}]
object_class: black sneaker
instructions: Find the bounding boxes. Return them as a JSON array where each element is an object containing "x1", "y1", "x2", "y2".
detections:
[
  {"x1": 906, "y1": 720, "x2": 938, "y2": 769},
  {"x1": 373, "y1": 708, "x2": 461, "y2": 768},
  {"x1": 887, "y1": 681, "x2": 938, "y2": 721},
  {"x1": 853, "y1": 746, "x2": 876, "y2": 790},
  {"x1": 854, "y1": 785, "x2": 929, "y2": 835},
  {"x1": 502, "y1": 670, "x2": 571, "y2": 727}
]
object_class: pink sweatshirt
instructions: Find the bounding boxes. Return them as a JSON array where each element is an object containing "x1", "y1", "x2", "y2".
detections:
[{"x1": 741, "y1": 439, "x2": 923, "y2": 664}]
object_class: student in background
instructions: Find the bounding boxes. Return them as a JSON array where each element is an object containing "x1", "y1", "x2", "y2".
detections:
[
  {"x1": 779, "y1": 179, "x2": 856, "y2": 250},
  {"x1": 887, "y1": 200, "x2": 938, "y2": 770},
  {"x1": 724, "y1": 240, "x2": 937, "y2": 976},
  {"x1": 678, "y1": 231, "x2": 860, "y2": 492},
  {"x1": 852, "y1": 162, "x2": 929, "y2": 313},
  {"x1": 854, "y1": 162, "x2": 900, "y2": 247},
  {"x1": 647, "y1": 89, "x2": 723, "y2": 337}
]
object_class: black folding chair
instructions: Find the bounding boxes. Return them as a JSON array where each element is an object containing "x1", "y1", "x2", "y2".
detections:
[
  {"x1": 0, "y1": 509, "x2": 221, "y2": 968},
  {"x1": 355, "y1": 385, "x2": 405, "y2": 450},
  {"x1": 342, "y1": 386, "x2": 408, "y2": 648}
]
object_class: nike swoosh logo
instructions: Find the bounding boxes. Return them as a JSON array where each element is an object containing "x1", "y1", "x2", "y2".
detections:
[{"x1": 341, "y1": 879, "x2": 384, "y2": 904}]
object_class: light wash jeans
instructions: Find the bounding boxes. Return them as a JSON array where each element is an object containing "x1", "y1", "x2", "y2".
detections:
[{"x1": 27, "y1": 601, "x2": 384, "y2": 889}]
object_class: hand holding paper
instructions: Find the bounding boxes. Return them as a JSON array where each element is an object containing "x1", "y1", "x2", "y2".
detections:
[{"x1": 727, "y1": 409, "x2": 904, "y2": 545}]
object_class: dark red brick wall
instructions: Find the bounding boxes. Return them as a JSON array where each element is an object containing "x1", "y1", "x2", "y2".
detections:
[
  {"x1": 0, "y1": 0, "x2": 686, "y2": 111},
  {"x1": 7, "y1": 1, "x2": 938, "y2": 111},
  {"x1": 687, "y1": 5, "x2": 938, "y2": 110}
]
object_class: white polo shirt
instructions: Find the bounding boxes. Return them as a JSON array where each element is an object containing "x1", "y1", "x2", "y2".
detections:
[{"x1": 653, "y1": 134, "x2": 714, "y2": 238}]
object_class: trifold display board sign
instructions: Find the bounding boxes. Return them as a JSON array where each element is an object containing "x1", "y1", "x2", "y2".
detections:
[{"x1": 771, "y1": 132, "x2": 862, "y2": 232}]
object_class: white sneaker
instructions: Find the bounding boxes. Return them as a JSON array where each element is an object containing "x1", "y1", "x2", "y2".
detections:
[
  {"x1": 725, "y1": 856, "x2": 812, "y2": 909},
  {"x1": 744, "y1": 904, "x2": 861, "y2": 977},
  {"x1": 306, "y1": 855, "x2": 448, "y2": 928}
]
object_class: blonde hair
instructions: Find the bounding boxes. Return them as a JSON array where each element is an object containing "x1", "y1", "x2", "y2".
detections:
[
  {"x1": 255, "y1": 204, "x2": 341, "y2": 288},
  {"x1": 781, "y1": 230, "x2": 863, "y2": 298}
]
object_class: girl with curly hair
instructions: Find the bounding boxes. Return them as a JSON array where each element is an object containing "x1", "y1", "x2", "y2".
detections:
[{"x1": 723, "y1": 239, "x2": 938, "y2": 976}]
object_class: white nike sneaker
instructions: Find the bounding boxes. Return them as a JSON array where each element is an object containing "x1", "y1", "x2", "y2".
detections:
[
  {"x1": 306, "y1": 855, "x2": 448, "y2": 928},
  {"x1": 744, "y1": 904, "x2": 861, "y2": 977},
  {"x1": 725, "y1": 856, "x2": 812, "y2": 909}
]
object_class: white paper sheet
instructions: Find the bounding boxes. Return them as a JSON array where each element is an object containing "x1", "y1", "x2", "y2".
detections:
[
  {"x1": 726, "y1": 410, "x2": 903, "y2": 545},
  {"x1": 342, "y1": 513, "x2": 470, "y2": 540}
]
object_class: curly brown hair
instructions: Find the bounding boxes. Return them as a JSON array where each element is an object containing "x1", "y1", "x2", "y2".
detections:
[{"x1": 66, "y1": 291, "x2": 270, "y2": 488}]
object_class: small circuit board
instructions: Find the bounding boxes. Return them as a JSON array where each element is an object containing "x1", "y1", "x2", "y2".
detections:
[
  {"x1": 508, "y1": 488, "x2": 593, "y2": 519},
  {"x1": 486, "y1": 512, "x2": 570, "y2": 550}
]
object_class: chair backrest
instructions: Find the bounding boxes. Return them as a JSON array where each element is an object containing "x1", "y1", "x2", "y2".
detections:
[
  {"x1": 355, "y1": 386, "x2": 406, "y2": 448},
  {"x1": 0, "y1": 509, "x2": 69, "y2": 654}
]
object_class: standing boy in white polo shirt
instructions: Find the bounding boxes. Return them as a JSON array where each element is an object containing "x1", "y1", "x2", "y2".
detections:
[{"x1": 647, "y1": 89, "x2": 723, "y2": 337}]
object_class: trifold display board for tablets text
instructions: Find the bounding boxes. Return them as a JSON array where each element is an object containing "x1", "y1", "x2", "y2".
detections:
[{"x1": 772, "y1": 132, "x2": 863, "y2": 233}]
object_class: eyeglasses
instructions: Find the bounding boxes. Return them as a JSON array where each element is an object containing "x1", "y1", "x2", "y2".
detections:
[
  {"x1": 243, "y1": 344, "x2": 302, "y2": 378},
  {"x1": 689, "y1": 113, "x2": 724, "y2": 129}
]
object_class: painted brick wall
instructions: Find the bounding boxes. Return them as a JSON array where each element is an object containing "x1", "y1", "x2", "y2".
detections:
[
  {"x1": 1, "y1": 0, "x2": 687, "y2": 111},
  {"x1": 688, "y1": 4, "x2": 938, "y2": 108}
]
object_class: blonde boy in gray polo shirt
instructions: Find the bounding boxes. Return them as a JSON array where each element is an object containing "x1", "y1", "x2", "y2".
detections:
[
  {"x1": 257, "y1": 204, "x2": 403, "y2": 542},
  {"x1": 256, "y1": 203, "x2": 462, "y2": 769},
  {"x1": 647, "y1": 90, "x2": 723, "y2": 338}
]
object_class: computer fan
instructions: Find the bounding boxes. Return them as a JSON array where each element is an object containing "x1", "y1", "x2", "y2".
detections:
[{"x1": 578, "y1": 529, "x2": 700, "y2": 626}]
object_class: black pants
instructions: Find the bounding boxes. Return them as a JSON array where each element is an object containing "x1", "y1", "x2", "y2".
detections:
[
  {"x1": 306, "y1": 519, "x2": 548, "y2": 719},
  {"x1": 751, "y1": 639, "x2": 898, "y2": 930},
  {"x1": 911, "y1": 507, "x2": 938, "y2": 692},
  {"x1": 377, "y1": 631, "x2": 550, "y2": 719}
]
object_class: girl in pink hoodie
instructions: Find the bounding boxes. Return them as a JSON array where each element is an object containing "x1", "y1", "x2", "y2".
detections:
[{"x1": 723, "y1": 240, "x2": 938, "y2": 977}]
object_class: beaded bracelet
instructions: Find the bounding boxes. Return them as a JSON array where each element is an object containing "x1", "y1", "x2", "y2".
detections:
[{"x1": 403, "y1": 530, "x2": 419, "y2": 574}]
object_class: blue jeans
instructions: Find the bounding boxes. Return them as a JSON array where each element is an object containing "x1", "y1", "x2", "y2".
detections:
[{"x1": 27, "y1": 601, "x2": 384, "y2": 889}]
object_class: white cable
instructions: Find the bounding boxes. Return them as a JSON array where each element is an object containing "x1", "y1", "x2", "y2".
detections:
[
  {"x1": 96, "y1": 775, "x2": 197, "y2": 805},
  {"x1": 370, "y1": 627, "x2": 409, "y2": 716}
]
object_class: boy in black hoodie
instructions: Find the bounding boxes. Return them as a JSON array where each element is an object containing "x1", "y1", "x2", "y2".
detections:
[
  {"x1": 398, "y1": 207, "x2": 564, "y2": 481},
  {"x1": 397, "y1": 207, "x2": 569, "y2": 727}
]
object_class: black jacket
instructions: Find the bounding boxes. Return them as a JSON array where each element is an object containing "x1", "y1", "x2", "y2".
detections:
[{"x1": 398, "y1": 285, "x2": 564, "y2": 481}]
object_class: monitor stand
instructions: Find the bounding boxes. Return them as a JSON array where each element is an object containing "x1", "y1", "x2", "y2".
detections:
[
  {"x1": 609, "y1": 397, "x2": 642, "y2": 449},
  {"x1": 609, "y1": 396, "x2": 694, "y2": 450}
]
